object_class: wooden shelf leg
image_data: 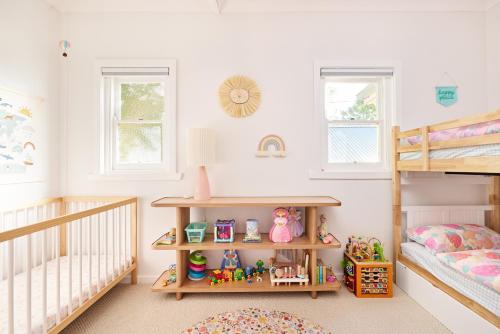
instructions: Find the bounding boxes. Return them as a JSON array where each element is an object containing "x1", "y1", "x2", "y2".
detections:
[
  {"x1": 305, "y1": 207, "x2": 317, "y2": 243},
  {"x1": 175, "y1": 208, "x2": 190, "y2": 300}
]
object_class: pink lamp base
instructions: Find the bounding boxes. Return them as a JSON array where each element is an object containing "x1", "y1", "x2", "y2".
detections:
[{"x1": 194, "y1": 166, "x2": 211, "y2": 200}]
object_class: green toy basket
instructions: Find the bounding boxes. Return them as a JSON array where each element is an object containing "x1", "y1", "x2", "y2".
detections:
[{"x1": 184, "y1": 222, "x2": 207, "y2": 243}]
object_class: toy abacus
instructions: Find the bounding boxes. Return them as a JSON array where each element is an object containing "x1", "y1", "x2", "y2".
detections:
[{"x1": 188, "y1": 251, "x2": 207, "y2": 281}]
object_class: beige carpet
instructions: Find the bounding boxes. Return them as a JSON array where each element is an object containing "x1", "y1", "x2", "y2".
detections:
[{"x1": 62, "y1": 284, "x2": 450, "y2": 334}]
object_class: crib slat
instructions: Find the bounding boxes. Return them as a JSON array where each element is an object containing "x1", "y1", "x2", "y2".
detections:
[
  {"x1": 78, "y1": 217, "x2": 83, "y2": 306},
  {"x1": 42, "y1": 230, "x2": 48, "y2": 333},
  {"x1": 112, "y1": 208, "x2": 116, "y2": 279},
  {"x1": 56, "y1": 225, "x2": 61, "y2": 324},
  {"x1": 25, "y1": 233, "x2": 32, "y2": 334},
  {"x1": 88, "y1": 213, "x2": 92, "y2": 297},
  {"x1": 105, "y1": 210, "x2": 109, "y2": 284},
  {"x1": 118, "y1": 206, "x2": 122, "y2": 273},
  {"x1": 97, "y1": 211, "x2": 101, "y2": 291},
  {"x1": 8, "y1": 239, "x2": 14, "y2": 334},
  {"x1": 33, "y1": 206, "x2": 38, "y2": 266},
  {"x1": 68, "y1": 221, "x2": 73, "y2": 315}
]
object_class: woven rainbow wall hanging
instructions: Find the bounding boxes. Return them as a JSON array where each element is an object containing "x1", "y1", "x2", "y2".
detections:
[{"x1": 256, "y1": 134, "x2": 286, "y2": 158}]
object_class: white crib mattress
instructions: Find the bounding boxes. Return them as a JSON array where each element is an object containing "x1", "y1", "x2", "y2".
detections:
[
  {"x1": 0, "y1": 255, "x2": 132, "y2": 334},
  {"x1": 399, "y1": 143, "x2": 500, "y2": 160},
  {"x1": 401, "y1": 242, "x2": 499, "y2": 316}
]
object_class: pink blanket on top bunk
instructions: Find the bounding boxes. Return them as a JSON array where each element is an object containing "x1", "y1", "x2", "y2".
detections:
[{"x1": 404, "y1": 120, "x2": 500, "y2": 145}]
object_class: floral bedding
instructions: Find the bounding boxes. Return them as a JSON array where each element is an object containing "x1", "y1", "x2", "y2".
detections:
[
  {"x1": 407, "y1": 224, "x2": 500, "y2": 254},
  {"x1": 436, "y1": 249, "x2": 500, "y2": 293},
  {"x1": 402, "y1": 120, "x2": 500, "y2": 145}
]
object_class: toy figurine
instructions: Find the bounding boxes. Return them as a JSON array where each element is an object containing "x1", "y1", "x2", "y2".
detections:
[
  {"x1": 162, "y1": 264, "x2": 177, "y2": 286},
  {"x1": 245, "y1": 266, "x2": 255, "y2": 277},
  {"x1": 373, "y1": 241, "x2": 386, "y2": 262},
  {"x1": 221, "y1": 249, "x2": 241, "y2": 270},
  {"x1": 318, "y1": 214, "x2": 328, "y2": 239},
  {"x1": 256, "y1": 275, "x2": 263, "y2": 282},
  {"x1": 247, "y1": 275, "x2": 253, "y2": 284},
  {"x1": 318, "y1": 214, "x2": 335, "y2": 244},
  {"x1": 288, "y1": 207, "x2": 304, "y2": 237},
  {"x1": 256, "y1": 259, "x2": 265, "y2": 274},
  {"x1": 269, "y1": 207, "x2": 292, "y2": 243},
  {"x1": 156, "y1": 228, "x2": 176, "y2": 245},
  {"x1": 326, "y1": 265, "x2": 336, "y2": 283},
  {"x1": 234, "y1": 268, "x2": 244, "y2": 281}
]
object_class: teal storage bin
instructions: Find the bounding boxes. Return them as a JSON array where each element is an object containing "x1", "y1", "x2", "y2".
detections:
[{"x1": 184, "y1": 222, "x2": 207, "y2": 243}]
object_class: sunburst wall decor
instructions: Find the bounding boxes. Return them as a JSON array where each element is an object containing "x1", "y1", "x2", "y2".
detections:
[{"x1": 218, "y1": 75, "x2": 261, "y2": 118}]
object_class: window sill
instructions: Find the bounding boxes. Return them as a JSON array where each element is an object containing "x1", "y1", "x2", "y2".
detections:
[
  {"x1": 88, "y1": 172, "x2": 183, "y2": 181},
  {"x1": 308, "y1": 170, "x2": 391, "y2": 180}
]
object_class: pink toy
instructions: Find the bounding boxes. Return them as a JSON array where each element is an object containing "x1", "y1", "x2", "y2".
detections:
[
  {"x1": 269, "y1": 207, "x2": 292, "y2": 243},
  {"x1": 288, "y1": 207, "x2": 304, "y2": 237}
]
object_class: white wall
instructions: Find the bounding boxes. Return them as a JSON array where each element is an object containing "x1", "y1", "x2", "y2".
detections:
[
  {"x1": 486, "y1": 3, "x2": 500, "y2": 110},
  {"x1": 61, "y1": 11, "x2": 489, "y2": 281},
  {"x1": 0, "y1": 0, "x2": 60, "y2": 209}
]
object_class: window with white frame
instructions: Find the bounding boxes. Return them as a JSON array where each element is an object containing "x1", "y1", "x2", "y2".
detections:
[
  {"x1": 317, "y1": 67, "x2": 395, "y2": 173},
  {"x1": 98, "y1": 61, "x2": 176, "y2": 175}
]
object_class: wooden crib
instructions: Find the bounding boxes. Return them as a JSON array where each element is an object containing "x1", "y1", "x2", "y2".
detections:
[{"x1": 0, "y1": 196, "x2": 138, "y2": 334}]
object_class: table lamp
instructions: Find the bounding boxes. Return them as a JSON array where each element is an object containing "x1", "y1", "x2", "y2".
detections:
[{"x1": 187, "y1": 128, "x2": 216, "y2": 200}]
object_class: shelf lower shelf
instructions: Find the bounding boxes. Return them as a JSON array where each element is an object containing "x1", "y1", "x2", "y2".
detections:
[
  {"x1": 152, "y1": 269, "x2": 341, "y2": 293},
  {"x1": 152, "y1": 233, "x2": 341, "y2": 250}
]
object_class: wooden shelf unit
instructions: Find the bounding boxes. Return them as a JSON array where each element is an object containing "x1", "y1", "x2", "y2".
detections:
[{"x1": 151, "y1": 196, "x2": 341, "y2": 300}]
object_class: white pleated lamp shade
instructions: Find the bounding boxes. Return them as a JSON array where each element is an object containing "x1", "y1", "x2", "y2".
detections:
[{"x1": 187, "y1": 128, "x2": 216, "y2": 167}]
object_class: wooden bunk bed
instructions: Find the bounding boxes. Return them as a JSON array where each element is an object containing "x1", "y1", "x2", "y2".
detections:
[{"x1": 392, "y1": 110, "x2": 500, "y2": 332}]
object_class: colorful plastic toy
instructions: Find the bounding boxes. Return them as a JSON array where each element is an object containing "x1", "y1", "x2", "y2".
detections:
[
  {"x1": 188, "y1": 250, "x2": 207, "y2": 281},
  {"x1": 256, "y1": 259, "x2": 265, "y2": 274},
  {"x1": 245, "y1": 266, "x2": 254, "y2": 277},
  {"x1": 162, "y1": 264, "x2": 177, "y2": 287},
  {"x1": 234, "y1": 268, "x2": 244, "y2": 281},
  {"x1": 269, "y1": 207, "x2": 292, "y2": 243},
  {"x1": 185, "y1": 222, "x2": 207, "y2": 243},
  {"x1": 221, "y1": 249, "x2": 241, "y2": 270},
  {"x1": 214, "y1": 219, "x2": 235, "y2": 242}
]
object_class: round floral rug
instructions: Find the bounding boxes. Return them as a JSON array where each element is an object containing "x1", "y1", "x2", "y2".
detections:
[{"x1": 182, "y1": 307, "x2": 331, "y2": 334}]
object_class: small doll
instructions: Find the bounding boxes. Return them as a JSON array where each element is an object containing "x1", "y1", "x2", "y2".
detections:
[
  {"x1": 269, "y1": 207, "x2": 293, "y2": 243},
  {"x1": 288, "y1": 207, "x2": 304, "y2": 237},
  {"x1": 318, "y1": 214, "x2": 334, "y2": 244}
]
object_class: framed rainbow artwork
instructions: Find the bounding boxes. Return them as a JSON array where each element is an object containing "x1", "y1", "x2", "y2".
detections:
[{"x1": 256, "y1": 134, "x2": 286, "y2": 158}]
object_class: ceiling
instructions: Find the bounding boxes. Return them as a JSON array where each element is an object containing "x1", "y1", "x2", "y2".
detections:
[{"x1": 45, "y1": 0, "x2": 500, "y2": 13}]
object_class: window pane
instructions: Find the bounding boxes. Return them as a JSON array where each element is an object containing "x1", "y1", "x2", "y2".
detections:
[
  {"x1": 117, "y1": 124, "x2": 162, "y2": 164},
  {"x1": 120, "y1": 82, "x2": 165, "y2": 121},
  {"x1": 325, "y1": 81, "x2": 378, "y2": 121},
  {"x1": 328, "y1": 125, "x2": 379, "y2": 163}
]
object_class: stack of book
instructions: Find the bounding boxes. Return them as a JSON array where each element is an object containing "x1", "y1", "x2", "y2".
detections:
[{"x1": 316, "y1": 259, "x2": 327, "y2": 284}]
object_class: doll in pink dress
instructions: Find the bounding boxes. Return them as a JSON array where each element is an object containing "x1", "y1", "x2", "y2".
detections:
[
  {"x1": 269, "y1": 207, "x2": 293, "y2": 243},
  {"x1": 288, "y1": 207, "x2": 304, "y2": 237}
]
